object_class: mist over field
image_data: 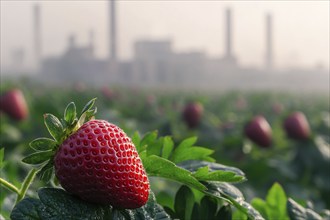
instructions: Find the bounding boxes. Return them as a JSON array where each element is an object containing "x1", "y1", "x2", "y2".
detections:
[{"x1": 1, "y1": 1, "x2": 329, "y2": 93}]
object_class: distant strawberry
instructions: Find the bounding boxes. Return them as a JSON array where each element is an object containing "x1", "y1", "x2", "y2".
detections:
[
  {"x1": 0, "y1": 89, "x2": 29, "y2": 121},
  {"x1": 182, "y1": 102, "x2": 203, "y2": 129},
  {"x1": 244, "y1": 115, "x2": 272, "y2": 148},
  {"x1": 22, "y1": 99, "x2": 149, "y2": 209},
  {"x1": 101, "y1": 86, "x2": 114, "y2": 100},
  {"x1": 283, "y1": 112, "x2": 310, "y2": 140}
]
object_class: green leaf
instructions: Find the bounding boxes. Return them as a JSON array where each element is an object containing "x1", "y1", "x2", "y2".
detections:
[
  {"x1": 170, "y1": 137, "x2": 215, "y2": 163},
  {"x1": 85, "y1": 107, "x2": 97, "y2": 121},
  {"x1": 179, "y1": 160, "x2": 245, "y2": 177},
  {"x1": 216, "y1": 205, "x2": 232, "y2": 220},
  {"x1": 44, "y1": 114, "x2": 64, "y2": 143},
  {"x1": 30, "y1": 138, "x2": 57, "y2": 151},
  {"x1": 143, "y1": 155, "x2": 206, "y2": 191},
  {"x1": 22, "y1": 151, "x2": 54, "y2": 165},
  {"x1": 133, "y1": 191, "x2": 171, "y2": 220},
  {"x1": 199, "y1": 196, "x2": 219, "y2": 220},
  {"x1": 162, "y1": 136, "x2": 174, "y2": 159},
  {"x1": 232, "y1": 210, "x2": 248, "y2": 220},
  {"x1": 0, "y1": 148, "x2": 4, "y2": 169},
  {"x1": 193, "y1": 166, "x2": 245, "y2": 183},
  {"x1": 132, "y1": 131, "x2": 141, "y2": 151},
  {"x1": 80, "y1": 98, "x2": 97, "y2": 115},
  {"x1": 10, "y1": 198, "x2": 42, "y2": 220},
  {"x1": 203, "y1": 182, "x2": 264, "y2": 220},
  {"x1": 147, "y1": 137, "x2": 163, "y2": 157},
  {"x1": 174, "y1": 186, "x2": 195, "y2": 220},
  {"x1": 64, "y1": 102, "x2": 77, "y2": 125},
  {"x1": 38, "y1": 159, "x2": 54, "y2": 183},
  {"x1": 287, "y1": 198, "x2": 322, "y2": 220},
  {"x1": 140, "y1": 131, "x2": 158, "y2": 152},
  {"x1": 37, "y1": 188, "x2": 104, "y2": 220},
  {"x1": 265, "y1": 183, "x2": 289, "y2": 220},
  {"x1": 251, "y1": 198, "x2": 267, "y2": 218}
]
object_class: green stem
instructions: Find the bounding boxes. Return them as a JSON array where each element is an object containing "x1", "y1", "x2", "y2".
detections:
[
  {"x1": 0, "y1": 177, "x2": 20, "y2": 194},
  {"x1": 16, "y1": 168, "x2": 38, "y2": 204}
]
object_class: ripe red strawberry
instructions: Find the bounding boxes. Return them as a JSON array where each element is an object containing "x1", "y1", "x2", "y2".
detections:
[
  {"x1": 283, "y1": 111, "x2": 310, "y2": 140},
  {"x1": 244, "y1": 115, "x2": 272, "y2": 148},
  {"x1": 0, "y1": 89, "x2": 29, "y2": 121},
  {"x1": 182, "y1": 102, "x2": 203, "y2": 129},
  {"x1": 22, "y1": 99, "x2": 150, "y2": 209},
  {"x1": 54, "y1": 120, "x2": 149, "y2": 208}
]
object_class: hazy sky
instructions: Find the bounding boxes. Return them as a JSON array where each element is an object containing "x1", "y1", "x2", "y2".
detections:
[{"x1": 1, "y1": 0, "x2": 329, "y2": 70}]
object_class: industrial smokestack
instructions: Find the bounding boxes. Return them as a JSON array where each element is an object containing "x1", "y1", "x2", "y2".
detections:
[
  {"x1": 225, "y1": 8, "x2": 232, "y2": 58},
  {"x1": 33, "y1": 4, "x2": 41, "y2": 70},
  {"x1": 265, "y1": 13, "x2": 273, "y2": 70},
  {"x1": 109, "y1": 0, "x2": 117, "y2": 61}
]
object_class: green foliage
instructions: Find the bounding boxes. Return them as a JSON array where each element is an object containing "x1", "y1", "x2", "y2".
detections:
[
  {"x1": 11, "y1": 188, "x2": 170, "y2": 220},
  {"x1": 43, "y1": 114, "x2": 63, "y2": 143},
  {"x1": 170, "y1": 137, "x2": 215, "y2": 163},
  {"x1": 174, "y1": 186, "x2": 195, "y2": 220},
  {"x1": 203, "y1": 181, "x2": 264, "y2": 219},
  {"x1": 287, "y1": 198, "x2": 323, "y2": 220},
  {"x1": 142, "y1": 154, "x2": 206, "y2": 191},
  {"x1": 251, "y1": 183, "x2": 289, "y2": 220},
  {"x1": 29, "y1": 138, "x2": 56, "y2": 151},
  {"x1": 165, "y1": 185, "x2": 233, "y2": 220},
  {"x1": 0, "y1": 148, "x2": 4, "y2": 169},
  {"x1": 64, "y1": 102, "x2": 77, "y2": 125},
  {"x1": 22, "y1": 151, "x2": 54, "y2": 165},
  {"x1": 193, "y1": 166, "x2": 245, "y2": 182}
]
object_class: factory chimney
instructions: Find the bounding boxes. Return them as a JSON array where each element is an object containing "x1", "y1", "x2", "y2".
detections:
[
  {"x1": 225, "y1": 8, "x2": 232, "y2": 58},
  {"x1": 109, "y1": 0, "x2": 117, "y2": 61},
  {"x1": 265, "y1": 13, "x2": 273, "y2": 70},
  {"x1": 33, "y1": 4, "x2": 41, "y2": 70}
]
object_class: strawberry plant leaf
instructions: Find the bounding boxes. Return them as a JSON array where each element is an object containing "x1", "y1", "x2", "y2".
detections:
[
  {"x1": 37, "y1": 159, "x2": 54, "y2": 183},
  {"x1": 140, "y1": 131, "x2": 158, "y2": 152},
  {"x1": 287, "y1": 198, "x2": 323, "y2": 220},
  {"x1": 147, "y1": 137, "x2": 163, "y2": 156},
  {"x1": 251, "y1": 198, "x2": 267, "y2": 218},
  {"x1": 37, "y1": 188, "x2": 105, "y2": 220},
  {"x1": 0, "y1": 148, "x2": 4, "y2": 169},
  {"x1": 142, "y1": 155, "x2": 206, "y2": 191},
  {"x1": 162, "y1": 136, "x2": 174, "y2": 159},
  {"x1": 216, "y1": 205, "x2": 232, "y2": 220},
  {"x1": 174, "y1": 185, "x2": 195, "y2": 220},
  {"x1": 178, "y1": 160, "x2": 245, "y2": 178},
  {"x1": 43, "y1": 114, "x2": 64, "y2": 143},
  {"x1": 170, "y1": 137, "x2": 214, "y2": 163},
  {"x1": 10, "y1": 198, "x2": 42, "y2": 220},
  {"x1": 193, "y1": 166, "x2": 245, "y2": 183},
  {"x1": 22, "y1": 151, "x2": 54, "y2": 165},
  {"x1": 80, "y1": 98, "x2": 96, "y2": 116},
  {"x1": 203, "y1": 181, "x2": 264, "y2": 220},
  {"x1": 133, "y1": 191, "x2": 171, "y2": 220},
  {"x1": 64, "y1": 102, "x2": 76, "y2": 125},
  {"x1": 265, "y1": 183, "x2": 288, "y2": 220},
  {"x1": 132, "y1": 131, "x2": 141, "y2": 152},
  {"x1": 30, "y1": 138, "x2": 57, "y2": 151}
]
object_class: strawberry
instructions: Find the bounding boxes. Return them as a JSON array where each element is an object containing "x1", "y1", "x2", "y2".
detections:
[
  {"x1": 283, "y1": 111, "x2": 310, "y2": 140},
  {"x1": 22, "y1": 99, "x2": 149, "y2": 209},
  {"x1": 0, "y1": 89, "x2": 29, "y2": 121},
  {"x1": 244, "y1": 115, "x2": 272, "y2": 148},
  {"x1": 182, "y1": 102, "x2": 204, "y2": 129}
]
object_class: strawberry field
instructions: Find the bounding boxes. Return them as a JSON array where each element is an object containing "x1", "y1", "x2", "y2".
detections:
[{"x1": 0, "y1": 80, "x2": 329, "y2": 220}]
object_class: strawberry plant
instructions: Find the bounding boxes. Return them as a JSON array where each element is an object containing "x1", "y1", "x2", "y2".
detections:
[{"x1": 1, "y1": 98, "x2": 265, "y2": 219}]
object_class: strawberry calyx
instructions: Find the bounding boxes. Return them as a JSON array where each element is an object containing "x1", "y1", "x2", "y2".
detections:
[{"x1": 22, "y1": 98, "x2": 97, "y2": 183}]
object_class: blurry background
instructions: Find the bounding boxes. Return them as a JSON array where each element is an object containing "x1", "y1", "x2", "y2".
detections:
[{"x1": 1, "y1": 0, "x2": 329, "y2": 91}]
